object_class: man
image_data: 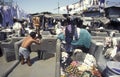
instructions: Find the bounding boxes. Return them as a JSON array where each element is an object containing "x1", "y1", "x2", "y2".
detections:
[
  {"x1": 65, "y1": 18, "x2": 75, "y2": 56},
  {"x1": 12, "y1": 19, "x2": 22, "y2": 36},
  {"x1": 19, "y1": 32, "x2": 41, "y2": 66}
]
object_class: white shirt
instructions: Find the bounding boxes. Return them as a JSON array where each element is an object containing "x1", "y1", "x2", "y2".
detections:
[{"x1": 13, "y1": 22, "x2": 22, "y2": 31}]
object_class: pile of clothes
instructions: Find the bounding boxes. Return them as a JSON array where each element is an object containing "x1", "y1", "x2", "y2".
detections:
[
  {"x1": 60, "y1": 49, "x2": 102, "y2": 77},
  {"x1": 103, "y1": 37, "x2": 120, "y2": 61}
]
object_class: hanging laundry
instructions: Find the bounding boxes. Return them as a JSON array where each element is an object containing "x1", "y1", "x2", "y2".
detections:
[{"x1": 0, "y1": 6, "x2": 4, "y2": 26}]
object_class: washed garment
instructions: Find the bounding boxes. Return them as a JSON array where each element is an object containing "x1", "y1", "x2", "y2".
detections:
[
  {"x1": 0, "y1": 10, "x2": 3, "y2": 25},
  {"x1": 2, "y1": 6, "x2": 11, "y2": 26},
  {"x1": 11, "y1": 5, "x2": 17, "y2": 18},
  {"x1": 19, "y1": 47, "x2": 30, "y2": 59},
  {"x1": 100, "y1": 0, "x2": 105, "y2": 4}
]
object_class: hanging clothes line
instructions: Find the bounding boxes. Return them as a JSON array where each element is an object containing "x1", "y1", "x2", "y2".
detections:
[{"x1": 0, "y1": 3, "x2": 29, "y2": 27}]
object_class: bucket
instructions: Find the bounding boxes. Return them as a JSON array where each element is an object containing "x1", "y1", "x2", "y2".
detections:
[{"x1": 105, "y1": 61, "x2": 120, "y2": 77}]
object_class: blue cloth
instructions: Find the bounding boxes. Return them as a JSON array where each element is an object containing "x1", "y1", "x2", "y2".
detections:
[
  {"x1": 7, "y1": 7, "x2": 13, "y2": 26},
  {"x1": 2, "y1": 6, "x2": 13, "y2": 27},
  {"x1": 112, "y1": 68, "x2": 120, "y2": 73},
  {"x1": 0, "y1": 7, "x2": 4, "y2": 26},
  {"x1": 71, "y1": 29, "x2": 91, "y2": 48},
  {"x1": 11, "y1": 5, "x2": 17, "y2": 18},
  {"x1": 100, "y1": 0, "x2": 105, "y2": 3}
]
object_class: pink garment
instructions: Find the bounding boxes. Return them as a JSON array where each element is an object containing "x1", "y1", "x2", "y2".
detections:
[{"x1": 71, "y1": 61, "x2": 78, "y2": 66}]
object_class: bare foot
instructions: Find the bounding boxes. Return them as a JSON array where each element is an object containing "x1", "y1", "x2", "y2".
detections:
[
  {"x1": 21, "y1": 60, "x2": 25, "y2": 65},
  {"x1": 27, "y1": 61, "x2": 32, "y2": 66}
]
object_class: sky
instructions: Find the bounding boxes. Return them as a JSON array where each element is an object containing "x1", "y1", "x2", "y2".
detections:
[{"x1": 13, "y1": 0, "x2": 80, "y2": 14}]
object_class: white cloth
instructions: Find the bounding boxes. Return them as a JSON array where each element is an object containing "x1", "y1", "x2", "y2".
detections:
[
  {"x1": 111, "y1": 47, "x2": 117, "y2": 58},
  {"x1": 76, "y1": 27, "x2": 80, "y2": 39},
  {"x1": 13, "y1": 22, "x2": 22, "y2": 36},
  {"x1": 13, "y1": 22, "x2": 22, "y2": 30},
  {"x1": 19, "y1": 47, "x2": 30, "y2": 59}
]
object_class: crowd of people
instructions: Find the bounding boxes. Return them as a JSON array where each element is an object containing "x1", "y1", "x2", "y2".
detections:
[{"x1": 11, "y1": 15, "x2": 91, "y2": 66}]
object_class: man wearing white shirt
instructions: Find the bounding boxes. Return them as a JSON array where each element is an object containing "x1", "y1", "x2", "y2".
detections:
[{"x1": 13, "y1": 19, "x2": 22, "y2": 36}]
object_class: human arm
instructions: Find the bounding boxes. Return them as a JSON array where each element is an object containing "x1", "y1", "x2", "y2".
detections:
[{"x1": 33, "y1": 38, "x2": 41, "y2": 44}]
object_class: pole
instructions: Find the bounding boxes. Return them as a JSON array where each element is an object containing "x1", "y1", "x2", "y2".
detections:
[{"x1": 58, "y1": 0, "x2": 59, "y2": 14}]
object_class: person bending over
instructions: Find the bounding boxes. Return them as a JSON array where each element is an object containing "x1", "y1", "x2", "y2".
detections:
[{"x1": 19, "y1": 32, "x2": 41, "y2": 66}]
